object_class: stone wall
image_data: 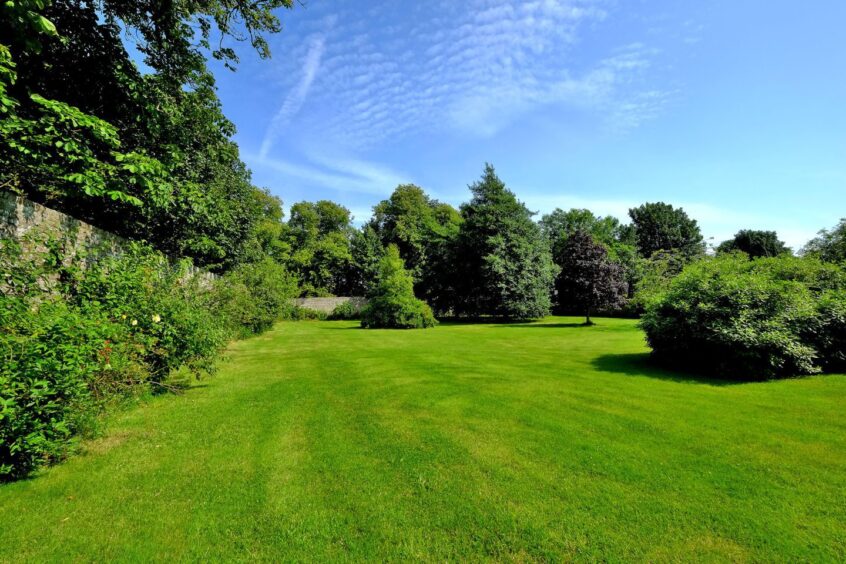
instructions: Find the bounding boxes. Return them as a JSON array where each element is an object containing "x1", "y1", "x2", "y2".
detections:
[
  {"x1": 1, "y1": 191, "x2": 125, "y2": 257},
  {"x1": 1, "y1": 191, "x2": 217, "y2": 286},
  {"x1": 294, "y1": 296, "x2": 368, "y2": 314}
]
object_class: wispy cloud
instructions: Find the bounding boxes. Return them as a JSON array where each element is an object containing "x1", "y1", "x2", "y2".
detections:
[
  {"x1": 247, "y1": 152, "x2": 410, "y2": 197},
  {"x1": 259, "y1": 35, "x2": 326, "y2": 158}
]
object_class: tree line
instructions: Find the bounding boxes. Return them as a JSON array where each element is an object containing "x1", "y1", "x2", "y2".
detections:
[{"x1": 270, "y1": 164, "x2": 846, "y2": 325}]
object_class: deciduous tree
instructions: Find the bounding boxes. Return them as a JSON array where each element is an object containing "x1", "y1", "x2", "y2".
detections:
[
  {"x1": 556, "y1": 230, "x2": 627, "y2": 324},
  {"x1": 717, "y1": 229, "x2": 790, "y2": 258},
  {"x1": 803, "y1": 219, "x2": 846, "y2": 263},
  {"x1": 628, "y1": 202, "x2": 705, "y2": 260}
]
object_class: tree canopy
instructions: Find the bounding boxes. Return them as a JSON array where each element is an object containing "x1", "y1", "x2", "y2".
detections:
[
  {"x1": 803, "y1": 219, "x2": 846, "y2": 263},
  {"x1": 370, "y1": 184, "x2": 461, "y2": 282},
  {"x1": 628, "y1": 202, "x2": 705, "y2": 260},
  {"x1": 0, "y1": 0, "x2": 294, "y2": 271},
  {"x1": 287, "y1": 201, "x2": 355, "y2": 296},
  {"x1": 717, "y1": 229, "x2": 790, "y2": 258}
]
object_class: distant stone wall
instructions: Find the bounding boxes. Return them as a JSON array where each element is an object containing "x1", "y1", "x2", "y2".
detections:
[
  {"x1": 1, "y1": 191, "x2": 217, "y2": 286},
  {"x1": 294, "y1": 296, "x2": 368, "y2": 314}
]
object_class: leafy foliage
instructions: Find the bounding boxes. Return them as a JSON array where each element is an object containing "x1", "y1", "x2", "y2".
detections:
[
  {"x1": 0, "y1": 232, "x2": 298, "y2": 480},
  {"x1": 628, "y1": 202, "x2": 705, "y2": 260},
  {"x1": 361, "y1": 245, "x2": 436, "y2": 329},
  {"x1": 344, "y1": 225, "x2": 384, "y2": 296},
  {"x1": 287, "y1": 200, "x2": 354, "y2": 295},
  {"x1": 540, "y1": 208, "x2": 631, "y2": 258},
  {"x1": 717, "y1": 229, "x2": 790, "y2": 258},
  {"x1": 541, "y1": 207, "x2": 640, "y2": 307},
  {"x1": 641, "y1": 254, "x2": 846, "y2": 379},
  {"x1": 555, "y1": 230, "x2": 627, "y2": 323},
  {"x1": 214, "y1": 258, "x2": 299, "y2": 336},
  {"x1": 327, "y1": 300, "x2": 364, "y2": 321},
  {"x1": 370, "y1": 185, "x2": 462, "y2": 280},
  {"x1": 803, "y1": 219, "x2": 846, "y2": 264},
  {"x1": 452, "y1": 164, "x2": 557, "y2": 319},
  {"x1": 1, "y1": 1, "x2": 294, "y2": 272},
  {"x1": 628, "y1": 249, "x2": 688, "y2": 312},
  {"x1": 0, "y1": 300, "x2": 130, "y2": 480}
]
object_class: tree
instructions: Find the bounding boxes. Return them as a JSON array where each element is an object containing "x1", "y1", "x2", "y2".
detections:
[
  {"x1": 803, "y1": 219, "x2": 846, "y2": 263},
  {"x1": 717, "y1": 230, "x2": 790, "y2": 258},
  {"x1": 541, "y1": 207, "x2": 640, "y2": 303},
  {"x1": 556, "y1": 230, "x2": 627, "y2": 324},
  {"x1": 540, "y1": 208, "x2": 626, "y2": 257},
  {"x1": 286, "y1": 201, "x2": 354, "y2": 296},
  {"x1": 453, "y1": 164, "x2": 557, "y2": 319},
  {"x1": 344, "y1": 226, "x2": 384, "y2": 296},
  {"x1": 87, "y1": 0, "x2": 294, "y2": 84},
  {"x1": 628, "y1": 202, "x2": 705, "y2": 259},
  {"x1": 370, "y1": 184, "x2": 462, "y2": 285},
  {"x1": 360, "y1": 245, "x2": 436, "y2": 329},
  {"x1": 0, "y1": 0, "x2": 296, "y2": 272}
]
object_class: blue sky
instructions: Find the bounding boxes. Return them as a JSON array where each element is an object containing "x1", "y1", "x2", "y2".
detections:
[{"x1": 210, "y1": 0, "x2": 846, "y2": 250}]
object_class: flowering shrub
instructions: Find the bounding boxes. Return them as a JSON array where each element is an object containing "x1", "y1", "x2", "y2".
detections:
[
  {"x1": 0, "y1": 239, "x2": 144, "y2": 479},
  {"x1": 65, "y1": 244, "x2": 229, "y2": 380},
  {"x1": 0, "y1": 235, "x2": 298, "y2": 480}
]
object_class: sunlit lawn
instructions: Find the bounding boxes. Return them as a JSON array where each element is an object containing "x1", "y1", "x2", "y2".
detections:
[{"x1": 1, "y1": 317, "x2": 844, "y2": 561}]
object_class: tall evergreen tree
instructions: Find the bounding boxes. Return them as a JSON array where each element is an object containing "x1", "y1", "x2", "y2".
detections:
[{"x1": 453, "y1": 164, "x2": 557, "y2": 319}]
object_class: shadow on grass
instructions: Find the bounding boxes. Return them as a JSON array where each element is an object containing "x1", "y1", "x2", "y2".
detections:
[
  {"x1": 591, "y1": 353, "x2": 753, "y2": 386},
  {"x1": 500, "y1": 322, "x2": 587, "y2": 329},
  {"x1": 437, "y1": 318, "x2": 594, "y2": 328}
]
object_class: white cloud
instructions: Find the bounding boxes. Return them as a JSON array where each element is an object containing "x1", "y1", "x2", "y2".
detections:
[
  {"x1": 259, "y1": 35, "x2": 325, "y2": 158},
  {"x1": 246, "y1": 152, "x2": 410, "y2": 197},
  {"x1": 261, "y1": 0, "x2": 670, "y2": 152}
]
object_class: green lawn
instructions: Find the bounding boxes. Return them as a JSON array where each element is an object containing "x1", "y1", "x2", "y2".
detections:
[{"x1": 2, "y1": 318, "x2": 845, "y2": 561}]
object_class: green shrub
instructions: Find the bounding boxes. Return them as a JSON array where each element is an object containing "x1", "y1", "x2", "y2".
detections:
[
  {"x1": 67, "y1": 245, "x2": 229, "y2": 380},
  {"x1": 361, "y1": 245, "x2": 436, "y2": 329},
  {"x1": 0, "y1": 234, "x2": 300, "y2": 480},
  {"x1": 216, "y1": 258, "x2": 299, "y2": 335},
  {"x1": 813, "y1": 290, "x2": 846, "y2": 372},
  {"x1": 327, "y1": 300, "x2": 363, "y2": 320},
  {"x1": 0, "y1": 287, "x2": 144, "y2": 480},
  {"x1": 641, "y1": 254, "x2": 846, "y2": 379}
]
